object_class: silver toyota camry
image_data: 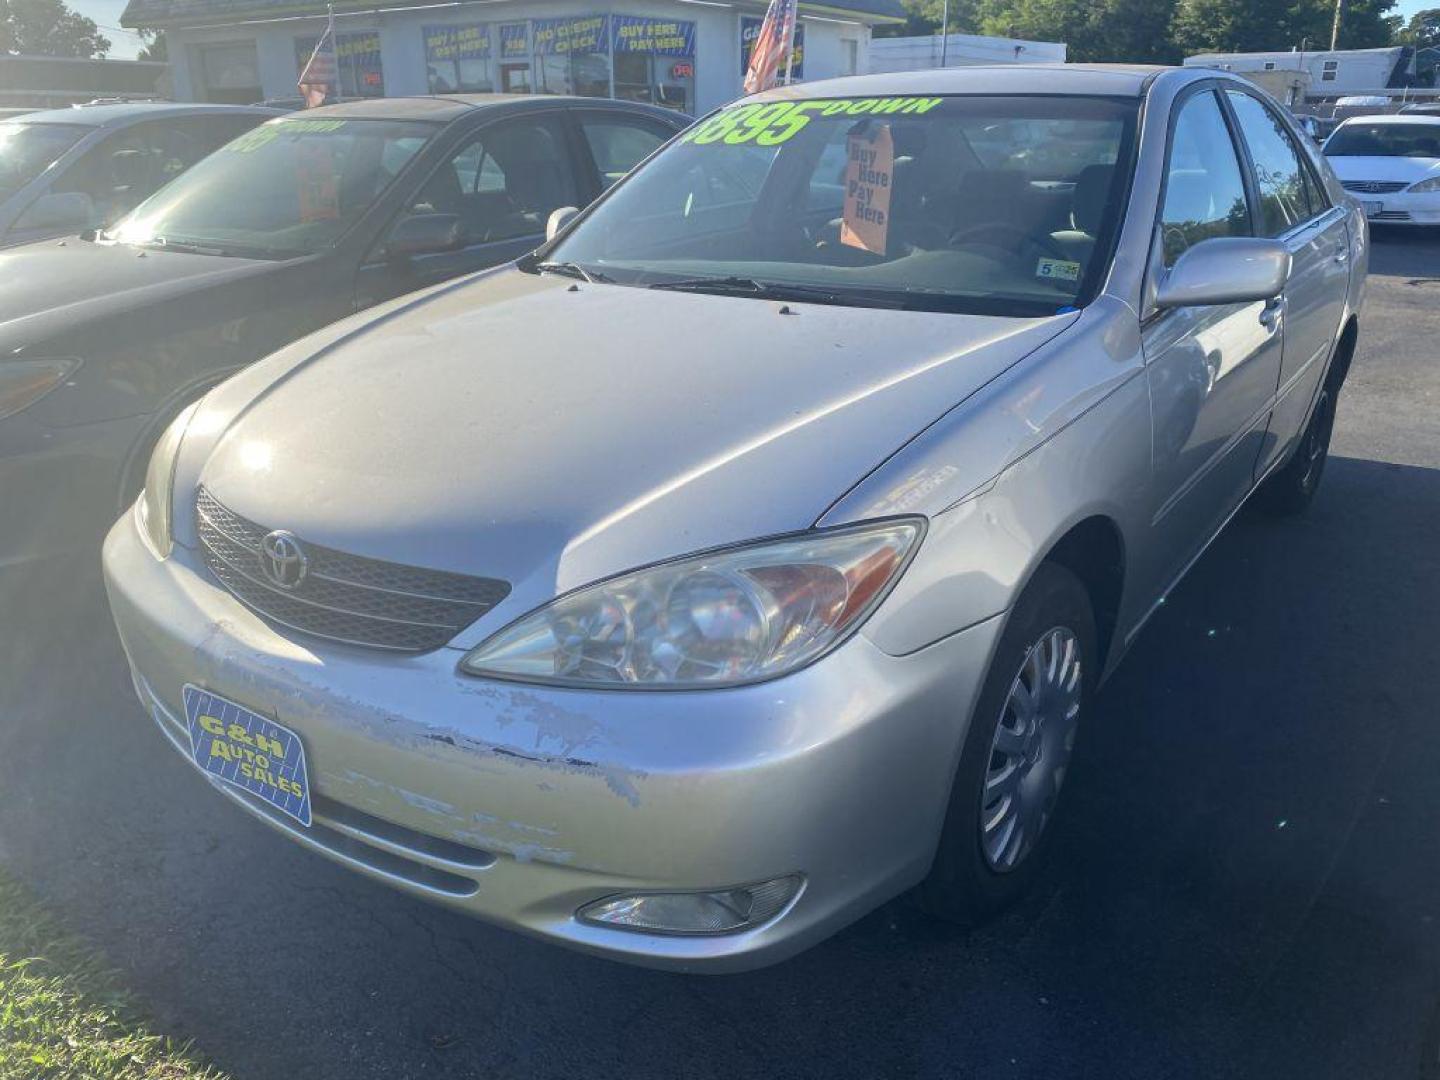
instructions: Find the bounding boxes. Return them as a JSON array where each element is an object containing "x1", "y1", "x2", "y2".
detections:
[{"x1": 103, "y1": 65, "x2": 1366, "y2": 972}]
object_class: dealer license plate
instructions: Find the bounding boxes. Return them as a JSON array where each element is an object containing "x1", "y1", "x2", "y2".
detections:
[{"x1": 183, "y1": 685, "x2": 312, "y2": 827}]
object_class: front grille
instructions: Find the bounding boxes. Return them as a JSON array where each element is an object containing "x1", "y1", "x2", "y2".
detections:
[
  {"x1": 195, "y1": 487, "x2": 510, "y2": 652},
  {"x1": 1371, "y1": 210, "x2": 1412, "y2": 221},
  {"x1": 1342, "y1": 180, "x2": 1410, "y2": 194}
]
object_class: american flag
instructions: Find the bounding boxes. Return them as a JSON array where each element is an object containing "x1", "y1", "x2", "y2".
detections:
[
  {"x1": 743, "y1": 0, "x2": 797, "y2": 95},
  {"x1": 297, "y1": 8, "x2": 339, "y2": 109}
]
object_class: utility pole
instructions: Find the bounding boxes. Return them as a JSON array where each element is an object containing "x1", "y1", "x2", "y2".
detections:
[
  {"x1": 939, "y1": 0, "x2": 949, "y2": 67},
  {"x1": 1330, "y1": 0, "x2": 1346, "y2": 52}
]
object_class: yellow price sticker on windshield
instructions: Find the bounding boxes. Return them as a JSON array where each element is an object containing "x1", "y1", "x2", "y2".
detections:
[
  {"x1": 679, "y1": 97, "x2": 943, "y2": 147},
  {"x1": 226, "y1": 119, "x2": 348, "y2": 154}
]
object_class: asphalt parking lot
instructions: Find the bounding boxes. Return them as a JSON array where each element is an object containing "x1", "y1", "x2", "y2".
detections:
[{"x1": 2, "y1": 228, "x2": 1439, "y2": 1080}]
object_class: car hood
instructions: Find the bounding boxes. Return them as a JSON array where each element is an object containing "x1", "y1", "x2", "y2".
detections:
[
  {"x1": 0, "y1": 239, "x2": 272, "y2": 339},
  {"x1": 1325, "y1": 154, "x2": 1440, "y2": 185},
  {"x1": 199, "y1": 269, "x2": 1075, "y2": 623}
]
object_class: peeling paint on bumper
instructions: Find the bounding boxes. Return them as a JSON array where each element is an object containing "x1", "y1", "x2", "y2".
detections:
[{"x1": 103, "y1": 509, "x2": 1001, "y2": 971}]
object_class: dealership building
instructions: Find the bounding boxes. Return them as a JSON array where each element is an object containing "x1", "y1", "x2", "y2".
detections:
[{"x1": 121, "y1": 0, "x2": 904, "y2": 116}]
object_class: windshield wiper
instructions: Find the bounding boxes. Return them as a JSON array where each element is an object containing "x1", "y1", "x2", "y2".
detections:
[
  {"x1": 648, "y1": 275, "x2": 907, "y2": 308},
  {"x1": 535, "y1": 260, "x2": 611, "y2": 284},
  {"x1": 112, "y1": 235, "x2": 296, "y2": 260}
]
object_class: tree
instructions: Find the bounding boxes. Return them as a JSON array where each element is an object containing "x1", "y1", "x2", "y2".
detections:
[
  {"x1": 137, "y1": 27, "x2": 166, "y2": 62},
  {"x1": 1397, "y1": 6, "x2": 1440, "y2": 47},
  {"x1": 977, "y1": 0, "x2": 1180, "y2": 62},
  {"x1": 0, "y1": 0, "x2": 110, "y2": 58},
  {"x1": 874, "y1": 0, "x2": 979, "y2": 39},
  {"x1": 1170, "y1": 0, "x2": 1396, "y2": 56}
]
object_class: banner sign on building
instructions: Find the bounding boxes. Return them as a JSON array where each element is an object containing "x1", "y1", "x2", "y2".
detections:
[
  {"x1": 295, "y1": 30, "x2": 383, "y2": 94},
  {"x1": 499, "y1": 22, "x2": 529, "y2": 58},
  {"x1": 741, "y1": 16, "x2": 802, "y2": 78},
  {"x1": 336, "y1": 30, "x2": 382, "y2": 64},
  {"x1": 610, "y1": 15, "x2": 695, "y2": 56},
  {"x1": 532, "y1": 14, "x2": 608, "y2": 54},
  {"x1": 424, "y1": 23, "x2": 491, "y2": 62}
]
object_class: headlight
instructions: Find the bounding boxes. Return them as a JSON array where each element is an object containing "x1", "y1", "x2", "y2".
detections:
[
  {"x1": 1408, "y1": 177, "x2": 1440, "y2": 193},
  {"x1": 460, "y1": 518, "x2": 923, "y2": 689},
  {"x1": 136, "y1": 402, "x2": 200, "y2": 559},
  {"x1": 0, "y1": 358, "x2": 79, "y2": 421}
]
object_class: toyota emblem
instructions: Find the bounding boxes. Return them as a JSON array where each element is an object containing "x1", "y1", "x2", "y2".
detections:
[{"x1": 259, "y1": 530, "x2": 308, "y2": 590}]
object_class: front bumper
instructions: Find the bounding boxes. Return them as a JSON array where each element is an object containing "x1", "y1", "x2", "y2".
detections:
[
  {"x1": 102, "y1": 508, "x2": 1002, "y2": 972},
  {"x1": 1351, "y1": 191, "x2": 1440, "y2": 225}
]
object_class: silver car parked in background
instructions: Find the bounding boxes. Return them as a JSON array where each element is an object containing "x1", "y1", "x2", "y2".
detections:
[{"x1": 104, "y1": 65, "x2": 1365, "y2": 971}]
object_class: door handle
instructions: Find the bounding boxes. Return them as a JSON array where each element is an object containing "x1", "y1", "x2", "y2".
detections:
[{"x1": 1258, "y1": 297, "x2": 1283, "y2": 331}]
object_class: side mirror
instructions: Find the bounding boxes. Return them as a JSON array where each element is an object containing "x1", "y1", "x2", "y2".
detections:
[
  {"x1": 387, "y1": 213, "x2": 463, "y2": 258},
  {"x1": 546, "y1": 205, "x2": 579, "y2": 241},
  {"x1": 1155, "y1": 237, "x2": 1291, "y2": 309},
  {"x1": 15, "y1": 191, "x2": 94, "y2": 233}
]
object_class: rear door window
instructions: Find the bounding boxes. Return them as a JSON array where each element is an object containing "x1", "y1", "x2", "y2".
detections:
[
  {"x1": 1226, "y1": 91, "x2": 1316, "y2": 236},
  {"x1": 577, "y1": 113, "x2": 671, "y2": 191}
]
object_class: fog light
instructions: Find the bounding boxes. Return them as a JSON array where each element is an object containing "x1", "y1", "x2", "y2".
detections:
[{"x1": 578, "y1": 875, "x2": 802, "y2": 935}]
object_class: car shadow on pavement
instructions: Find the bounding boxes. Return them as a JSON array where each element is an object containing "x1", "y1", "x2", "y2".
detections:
[{"x1": 1, "y1": 454, "x2": 1438, "y2": 1080}]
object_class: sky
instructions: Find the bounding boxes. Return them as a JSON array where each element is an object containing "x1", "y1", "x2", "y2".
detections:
[
  {"x1": 71, "y1": 0, "x2": 144, "y2": 58},
  {"x1": 72, "y1": 0, "x2": 1437, "y2": 61}
]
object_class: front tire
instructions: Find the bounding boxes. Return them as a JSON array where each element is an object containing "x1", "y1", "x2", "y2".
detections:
[{"x1": 919, "y1": 562, "x2": 1096, "y2": 924}]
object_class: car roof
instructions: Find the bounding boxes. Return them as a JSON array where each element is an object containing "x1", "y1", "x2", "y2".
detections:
[
  {"x1": 1335, "y1": 113, "x2": 1440, "y2": 126},
  {"x1": 298, "y1": 94, "x2": 685, "y2": 124},
  {"x1": 747, "y1": 64, "x2": 1171, "y2": 104},
  {"x1": 5, "y1": 101, "x2": 279, "y2": 129}
]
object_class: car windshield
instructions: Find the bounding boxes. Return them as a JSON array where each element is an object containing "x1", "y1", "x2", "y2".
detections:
[
  {"x1": 539, "y1": 94, "x2": 1138, "y2": 316},
  {"x1": 105, "y1": 117, "x2": 436, "y2": 258},
  {"x1": 1324, "y1": 123, "x2": 1440, "y2": 158},
  {"x1": 0, "y1": 122, "x2": 87, "y2": 199}
]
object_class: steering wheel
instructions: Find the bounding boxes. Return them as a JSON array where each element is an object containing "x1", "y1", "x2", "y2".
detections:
[{"x1": 948, "y1": 222, "x2": 1072, "y2": 265}]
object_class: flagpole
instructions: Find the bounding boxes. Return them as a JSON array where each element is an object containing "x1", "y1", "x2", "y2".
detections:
[
  {"x1": 782, "y1": 3, "x2": 796, "y2": 85},
  {"x1": 328, "y1": 3, "x2": 342, "y2": 104}
]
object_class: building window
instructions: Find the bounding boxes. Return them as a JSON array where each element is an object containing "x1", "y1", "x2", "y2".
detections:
[
  {"x1": 741, "y1": 16, "x2": 803, "y2": 80},
  {"x1": 497, "y1": 23, "x2": 532, "y2": 93},
  {"x1": 1263, "y1": 61, "x2": 1276, "y2": 70},
  {"x1": 532, "y1": 14, "x2": 610, "y2": 97},
  {"x1": 424, "y1": 23, "x2": 494, "y2": 92},
  {"x1": 611, "y1": 15, "x2": 695, "y2": 113},
  {"x1": 197, "y1": 41, "x2": 260, "y2": 104},
  {"x1": 1321, "y1": 58, "x2": 1338, "y2": 82},
  {"x1": 294, "y1": 30, "x2": 384, "y2": 98}
]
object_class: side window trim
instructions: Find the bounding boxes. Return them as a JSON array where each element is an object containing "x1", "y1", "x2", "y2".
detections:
[{"x1": 1212, "y1": 87, "x2": 1265, "y2": 237}]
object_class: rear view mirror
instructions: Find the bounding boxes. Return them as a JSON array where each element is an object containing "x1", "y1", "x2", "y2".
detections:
[
  {"x1": 1154, "y1": 237, "x2": 1291, "y2": 309},
  {"x1": 546, "y1": 206, "x2": 579, "y2": 241},
  {"x1": 388, "y1": 213, "x2": 463, "y2": 258},
  {"x1": 15, "y1": 191, "x2": 94, "y2": 233}
]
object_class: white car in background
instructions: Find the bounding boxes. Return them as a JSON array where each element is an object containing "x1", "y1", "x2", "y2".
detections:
[{"x1": 1323, "y1": 114, "x2": 1440, "y2": 225}]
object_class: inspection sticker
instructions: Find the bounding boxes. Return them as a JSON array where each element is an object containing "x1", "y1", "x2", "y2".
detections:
[
  {"x1": 1036, "y1": 257, "x2": 1082, "y2": 283},
  {"x1": 183, "y1": 685, "x2": 312, "y2": 827}
]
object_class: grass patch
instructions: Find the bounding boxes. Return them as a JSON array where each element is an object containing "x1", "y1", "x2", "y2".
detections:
[{"x1": 0, "y1": 870, "x2": 226, "y2": 1080}]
